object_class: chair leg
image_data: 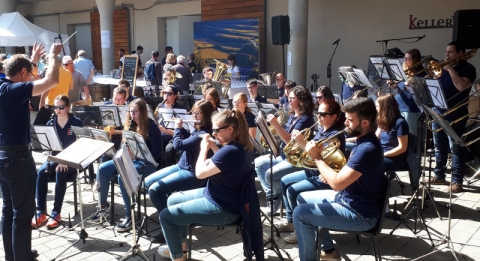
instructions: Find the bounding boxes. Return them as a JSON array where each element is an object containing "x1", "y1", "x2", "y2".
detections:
[
  {"x1": 356, "y1": 234, "x2": 360, "y2": 243},
  {"x1": 370, "y1": 235, "x2": 381, "y2": 261},
  {"x1": 188, "y1": 225, "x2": 194, "y2": 260},
  {"x1": 394, "y1": 173, "x2": 405, "y2": 195},
  {"x1": 110, "y1": 180, "x2": 115, "y2": 225}
]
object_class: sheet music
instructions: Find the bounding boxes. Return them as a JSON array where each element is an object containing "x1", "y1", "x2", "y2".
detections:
[
  {"x1": 425, "y1": 79, "x2": 448, "y2": 110},
  {"x1": 122, "y1": 131, "x2": 158, "y2": 167},
  {"x1": 48, "y1": 138, "x2": 114, "y2": 169},
  {"x1": 90, "y1": 129, "x2": 116, "y2": 157},
  {"x1": 385, "y1": 58, "x2": 408, "y2": 82},
  {"x1": 248, "y1": 102, "x2": 259, "y2": 115},
  {"x1": 255, "y1": 111, "x2": 280, "y2": 157},
  {"x1": 99, "y1": 106, "x2": 121, "y2": 126},
  {"x1": 31, "y1": 125, "x2": 63, "y2": 151},
  {"x1": 113, "y1": 143, "x2": 141, "y2": 197},
  {"x1": 353, "y1": 69, "x2": 373, "y2": 88},
  {"x1": 156, "y1": 108, "x2": 188, "y2": 129},
  {"x1": 117, "y1": 106, "x2": 129, "y2": 126},
  {"x1": 370, "y1": 57, "x2": 390, "y2": 79},
  {"x1": 71, "y1": 126, "x2": 92, "y2": 139}
]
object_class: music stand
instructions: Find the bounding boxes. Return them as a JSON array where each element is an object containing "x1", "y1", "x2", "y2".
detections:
[
  {"x1": 99, "y1": 105, "x2": 122, "y2": 127},
  {"x1": 412, "y1": 105, "x2": 465, "y2": 261},
  {"x1": 156, "y1": 108, "x2": 188, "y2": 129},
  {"x1": 113, "y1": 143, "x2": 149, "y2": 261},
  {"x1": 48, "y1": 138, "x2": 114, "y2": 261},
  {"x1": 71, "y1": 106, "x2": 102, "y2": 127},
  {"x1": 255, "y1": 111, "x2": 290, "y2": 261},
  {"x1": 258, "y1": 85, "x2": 279, "y2": 99},
  {"x1": 71, "y1": 126, "x2": 93, "y2": 139}
]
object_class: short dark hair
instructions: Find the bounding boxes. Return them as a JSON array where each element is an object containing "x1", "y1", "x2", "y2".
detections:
[
  {"x1": 447, "y1": 41, "x2": 465, "y2": 54},
  {"x1": 202, "y1": 66, "x2": 213, "y2": 73},
  {"x1": 4, "y1": 54, "x2": 32, "y2": 77},
  {"x1": 165, "y1": 46, "x2": 173, "y2": 53},
  {"x1": 317, "y1": 86, "x2": 335, "y2": 100},
  {"x1": 152, "y1": 50, "x2": 160, "y2": 57},
  {"x1": 247, "y1": 79, "x2": 258, "y2": 86},
  {"x1": 137, "y1": 45, "x2": 144, "y2": 51},
  {"x1": 118, "y1": 79, "x2": 130, "y2": 88},
  {"x1": 119, "y1": 48, "x2": 125, "y2": 53},
  {"x1": 284, "y1": 80, "x2": 296, "y2": 89},
  {"x1": 343, "y1": 97, "x2": 377, "y2": 128}
]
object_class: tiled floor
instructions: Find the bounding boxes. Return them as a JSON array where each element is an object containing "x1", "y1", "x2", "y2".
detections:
[{"x1": 1, "y1": 151, "x2": 479, "y2": 260}]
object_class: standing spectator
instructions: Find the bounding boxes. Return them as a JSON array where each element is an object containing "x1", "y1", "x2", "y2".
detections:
[
  {"x1": 64, "y1": 56, "x2": 90, "y2": 103},
  {"x1": 187, "y1": 53, "x2": 197, "y2": 73},
  {"x1": 135, "y1": 45, "x2": 144, "y2": 68},
  {"x1": 73, "y1": 50, "x2": 95, "y2": 98},
  {"x1": 118, "y1": 48, "x2": 125, "y2": 68},
  {"x1": 162, "y1": 46, "x2": 173, "y2": 66},
  {"x1": 145, "y1": 50, "x2": 162, "y2": 86},
  {"x1": 163, "y1": 53, "x2": 176, "y2": 73},
  {"x1": 172, "y1": 55, "x2": 193, "y2": 94}
]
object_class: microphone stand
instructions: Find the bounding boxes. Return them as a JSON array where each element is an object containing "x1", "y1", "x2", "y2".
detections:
[
  {"x1": 327, "y1": 42, "x2": 340, "y2": 88},
  {"x1": 376, "y1": 35, "x2": 425, "y2": 56}
]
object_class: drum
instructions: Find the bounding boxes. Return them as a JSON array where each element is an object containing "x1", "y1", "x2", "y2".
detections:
[{"x1": 92, "y1": 84, "x2": 111, "y2": 102}]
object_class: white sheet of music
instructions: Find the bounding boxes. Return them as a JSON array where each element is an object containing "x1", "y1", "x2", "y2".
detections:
[
  {"x1": 114, "y1": 143, "x2": 140, "y2": 197},
  {"x1": 32, "y1": 125, "x2": 63, "y2": 151},
  {"x1": 157, "y1": 108, "x2": 188, "y2": 129},
  {"x1": 49, "y1": 138, "x2": 114, "y2": 169},
  {"x1": 353, "y1": 69, "x2": 373, "y2": 88}
]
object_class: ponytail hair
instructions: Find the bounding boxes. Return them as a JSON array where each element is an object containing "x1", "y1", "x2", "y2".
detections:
[{"x1": 212, "y1": 109, "x2": 253, "y2": 151}]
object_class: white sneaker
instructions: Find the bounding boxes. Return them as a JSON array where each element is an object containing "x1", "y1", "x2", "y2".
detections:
[
  {"x1": 284, "y1": 231, "x2": 297, "y2": 244},
  {"x1": 157, "y1": 245, "x2": 188, "y2": 260},
  {"x1": 266, "y1": 198, "x2": 282, "y2": 216}
]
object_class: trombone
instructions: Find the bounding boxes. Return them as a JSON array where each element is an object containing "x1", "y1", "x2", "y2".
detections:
[{"x1": 421, "y1": 48, "x2": 477, "y2": 78}]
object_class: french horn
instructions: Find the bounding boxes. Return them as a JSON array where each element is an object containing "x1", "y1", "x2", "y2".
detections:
[{"x1": 299, "y1": 129, "x2": 347, "y2": 172}]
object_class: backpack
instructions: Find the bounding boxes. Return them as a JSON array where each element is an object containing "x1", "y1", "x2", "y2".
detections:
[{"x1": 145, "y1": 59, "x2": 157, "y2": 81}]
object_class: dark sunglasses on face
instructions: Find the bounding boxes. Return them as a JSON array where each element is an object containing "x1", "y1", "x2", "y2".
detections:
[
  {"x1": 212, "y1": 125, "x2": 231, "y2": 133},
  {"x1": 163, "y1": 92, "x2": 174, "y2": 96},
  {"x1": 54, "y1": 105, "x2": 66, "y2": 110},
  {"x1": 318, "y1": 112, "x2": 333, "y2": 117},
  {"x1": 316, "y1": 96, "x2": 324, "y2": 100}
]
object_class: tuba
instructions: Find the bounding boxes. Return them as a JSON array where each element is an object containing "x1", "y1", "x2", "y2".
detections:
[
  {"x1": 299, "y1": 129, "x2": 347, "y2": 172},
  {"x1": 212, "y1": 59, "x2": 230, "y2": 99},
  {"x1": 283, "y1": 122, "x2": 318, "y2": 168},
  {"x1": 260, "y1": 71, "x2": 276, "y2": 85}
]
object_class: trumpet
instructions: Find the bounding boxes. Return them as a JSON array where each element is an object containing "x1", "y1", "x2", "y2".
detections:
[
  {"x1": 284, "y1": 122, "x2": 319, "y2": 168},
  {"x1": 299, "y1": 128, "x2": 348, "y2": 172}
]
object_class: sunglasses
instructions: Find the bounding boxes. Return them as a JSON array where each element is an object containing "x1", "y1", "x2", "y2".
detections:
[
  {"x1": 54, "y1": 105, "x2": 66, "y2": 110},
  {"x1": 318, "y1": 112, "x2": 334, "y2": 117},
  {"x1": 212, "y1": 125, "x2": 231, "y2": 133},
  {"x1": 163, "y1": 92, "x2": 175, "y2": 96},
  {"x1": 316, "y1": 96, "x2": 324, "y2": 100}
]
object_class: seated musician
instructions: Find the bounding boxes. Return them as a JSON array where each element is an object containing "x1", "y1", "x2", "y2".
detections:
[
  {"x1": 202, "y1": 66, "x2": 213, "y2": 83},
  {"x1": 157, "y1": 109, "x2": 263, "y2": 260},
  {"x1": 157, "y1": 85, "x2": 183, "y2": 167},
  {"x1": 278, "y1": 99, "x2": 346, "y2": 244},
  {"x1": 375, "y1": 94, "x2": 408, "y2": 171},
  {"x1": 204, "y1": 87, "x2": 223, "y2": 111},
  {"x1": 340, "y1": 65, "x2": 364, "y2": 103},
  {"x1": 279, "y1": 80, "x2": 297, "y2": 109},
  {"x1": 246, "y1": 79, "x2": 267, "y2": 103},
  {"x1": 92, "y1": 98, "x2": 162, "y2": 232},
  {"x1": 103, "y1": 86, "x2": 129, "y2": 153},
  {"x1": 254, "y1": 86, "x2": 315, "y2": 214},
  {"x1": 267, "y1": 73, "x2": 286, "y2": 104},
  {"x1": 294, "y1": 97, "x2": 387, "y2": 261},
  {"x1": 233, "y1": 92, "x2": 257, "y2": 138},
  {"x1": 315, "y1": 86, "x2": 335, "y2": 108},
  {"x1": 145, "y1": 100, "x2": 215, "y2": 243},
  {"x1": 118, "y1": 79, "x2": 137, "y2": 104},
  {"x1": 32, "y1": 95, "x2": 83, "y2": 229}
]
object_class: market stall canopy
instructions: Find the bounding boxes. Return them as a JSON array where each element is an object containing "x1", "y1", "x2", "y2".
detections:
[{"x1": 0, "y1": 12, "x2": 70, "y2": 54}]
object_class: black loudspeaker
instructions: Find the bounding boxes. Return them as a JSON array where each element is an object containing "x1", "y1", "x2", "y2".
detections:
[
  {"x1": 272, "y1": 15, "x2": 290, "y2": 45},
  {"x1": 453, "y1": 9, "x2": 480, "y2": 49}
]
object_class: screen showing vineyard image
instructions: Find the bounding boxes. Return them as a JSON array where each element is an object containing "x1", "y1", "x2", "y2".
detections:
[{"x1": 194, "y1": 18, "x2": 259, "y2": 80}]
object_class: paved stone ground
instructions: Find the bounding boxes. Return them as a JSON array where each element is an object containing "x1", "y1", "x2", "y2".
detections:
[{"x1": 0, "y1": 151, "x2": 479, "y2": 261}]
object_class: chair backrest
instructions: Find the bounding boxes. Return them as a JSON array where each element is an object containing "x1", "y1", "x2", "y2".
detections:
[{"x1": 367, "y1": 174, "x2": 392, "y2": 235}]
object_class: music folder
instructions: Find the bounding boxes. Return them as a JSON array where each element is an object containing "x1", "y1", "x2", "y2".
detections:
[
  {"x1": 255, "y1": 111, "x2": 280, "y2": 157},
  {"x1": 48, "y1": 138, "x2": 114, "y2": 170},
  {"x1": 113, "y1": 143, "x2": 141, "y2": 198}
]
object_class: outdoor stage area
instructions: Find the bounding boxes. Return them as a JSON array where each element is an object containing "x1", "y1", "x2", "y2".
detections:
[{"x1": 0, "y1": 151, "x2": 479, "y2": 261}]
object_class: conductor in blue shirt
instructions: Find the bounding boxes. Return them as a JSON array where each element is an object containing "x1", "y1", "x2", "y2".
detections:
[{"x1": 293, "y1": 97, "x2": 387, "y2": 261}]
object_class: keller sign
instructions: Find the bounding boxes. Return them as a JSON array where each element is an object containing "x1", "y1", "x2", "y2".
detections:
[{"x1": 409, "y1": 15, "x2": 454, "y2": 29}]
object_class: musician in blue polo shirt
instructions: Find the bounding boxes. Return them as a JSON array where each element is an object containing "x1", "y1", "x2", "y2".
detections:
[
  {"x1": 246, "y1": 79, "x2": 267, "y2": 103},
  {"x1": 428, "y1": 41, "x2": 476, "y2": 193},
  {"x1": 279, "y1": 80, "x2": 297, "y2": 109},
  {"x1": 294, "y1": 97, "x2": 387, "y2": 261}
]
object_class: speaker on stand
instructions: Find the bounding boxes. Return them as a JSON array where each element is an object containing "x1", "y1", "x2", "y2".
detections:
[
  {"x1": 453, "y1": 9, "x2": 480, "y2": 49},
  {"x1": 272, "y1": 15, "x2": 290, "y2": 78}
]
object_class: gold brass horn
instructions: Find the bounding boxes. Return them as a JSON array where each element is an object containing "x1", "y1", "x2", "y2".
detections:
[
  {"x1": 283, "y1": 122, "x2": 319, "y2": 168},
  {"x1": 423, "y1": 48, "x2": 477, "y2": 78},
  {"x1": 212, "y1": 59, "x2": 228, "y2": 81},
  {"x1": 299, "y1": 129, "x2": 348, "y2": 172},
  {"x1": 403, "y1": 55, "x2": 433, "y2": 77}
]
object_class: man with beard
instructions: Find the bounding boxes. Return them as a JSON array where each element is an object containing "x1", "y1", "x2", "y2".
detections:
[{"x1": 293, "y1": 97, "x2": 387, "y2": 261}]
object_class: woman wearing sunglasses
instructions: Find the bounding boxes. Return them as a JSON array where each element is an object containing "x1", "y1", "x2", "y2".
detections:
[
  {"x1": 145, "y1": 99, "x2": 215, "y2": 242},
  {"x1": 255, "y1": 86, "x2": 315, "y2": 215},
  {"x1": 157, "y1": 109, "x2": 263, "y2": 260},
  {"x1": 278, "y1": 99, "x2": 346, "y2": 244},
  {"x1": 93, "y1": 98, "x2": 162, "y2": 232},
  {"x1": 157, "y1": 85, "x2": 183, "y2": 167},
  {"x1": 32, "y1": 95, "x2": 83, "y2": 229},
  {"x1": 315, "y1": 86, "x2": 335, "y2": 109},
  {"x1": 233, "y1": 92, "x2": 256, "y2": 138}
]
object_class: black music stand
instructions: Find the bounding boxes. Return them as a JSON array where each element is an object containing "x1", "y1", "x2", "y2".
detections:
[
  {"x1": 48, "y1": 138, "x2": 114, "y2": 261},
  {"x1": 258, "y1": 85, "x2": 278, "y2": 99},
  {"x1": 255, "y1": 111, "x2": 290, "y2": 261},
  {"x1": 99, "y1": 105, "x2": 122, "y2": 127},
  {"x1": 113, "y1": 143, "x2": 149, "y2": 261},
  {"x1": 122, "y1": 131, "x2": 159, "y2": 234},
  {"x1": 71, "y1": 106, "x2": 102, "y2": 127},
  {"x1": 412, "y1": 105, "x2": 466, "y2": 261}
]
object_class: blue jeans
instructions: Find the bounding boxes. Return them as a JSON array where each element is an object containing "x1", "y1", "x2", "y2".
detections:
[
  {"x1": 281, "y1": 170, "x2": 331, "y2": 223},
  {"x1": 401, "y1": 111, "x2": 420, "y2": 136},
  {"x1": 293, "y1": 190, "x2": 378, "y2": 261},
  {"x1": 145, "y1": 165, "x2": 207, "y2": 213},
  {"x1": 160, "y1": 188, "x2": 239, "y2": 259},
  {"x1": 98, "y1": 159, "x2": 156, "y2": 218},
  {"x1": 0, "y1": 149, "x2": 37, "y2": 261},
  {"x1": 255, "y1": 154, "x2": 301, "y2": 198},
  {"x1": 36, "y1": 161, "x2": 76, "y2": 213},
  {"x1": 432, "y1": 119, "x2": 467, "y2": 184}
]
